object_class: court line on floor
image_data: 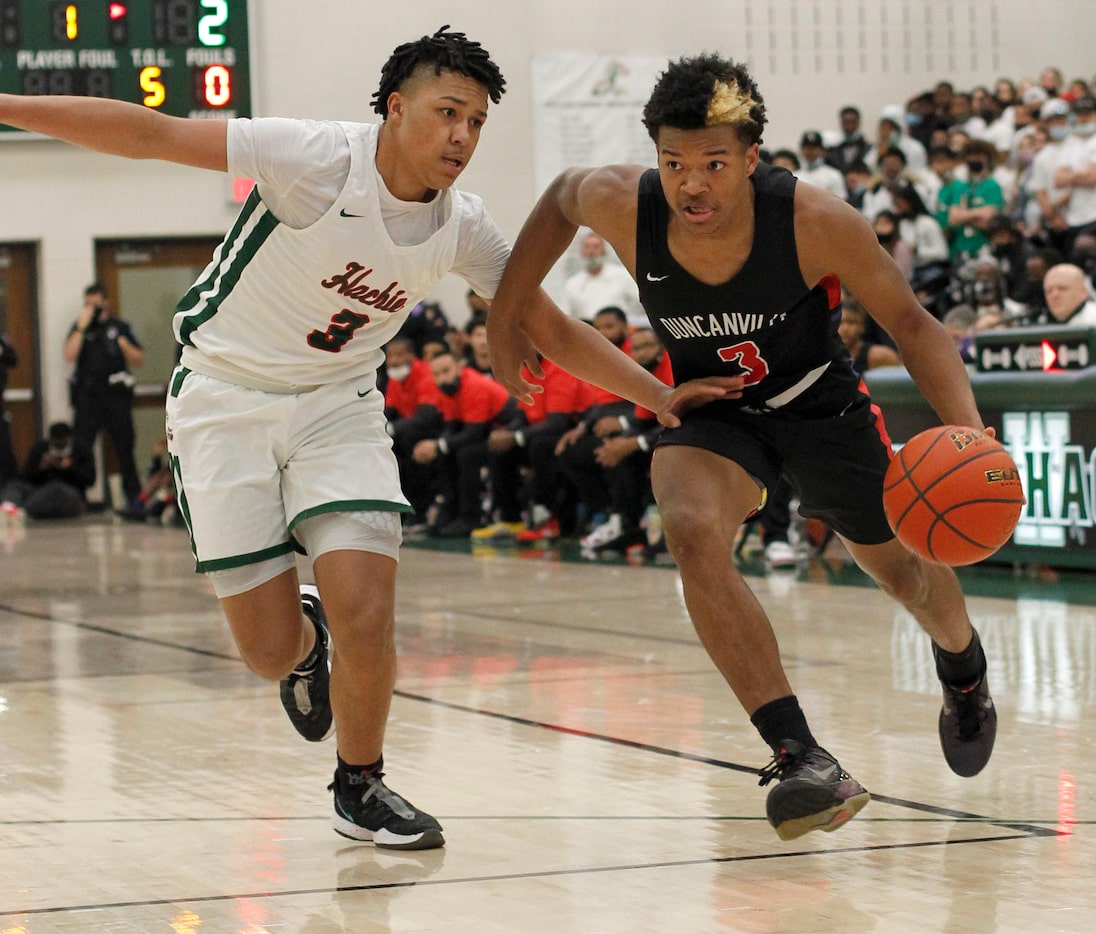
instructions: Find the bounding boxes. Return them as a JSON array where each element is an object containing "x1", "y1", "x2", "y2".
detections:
[
  {"x1": 0, "y1": 602, "x2": 241, "y2": 661},
  {"x1": 0, "y1": 830, "x2": 1047, "y2": 918},
  {"x1": 393, "y1": 688, "x2": 1061, "y2": 839},
  {"x1": 0, "y1": 600, "x2": 1050, "y2": 838},
  {"x1": 0, "y1": 599, "x2": 1063, "y2": 919}
]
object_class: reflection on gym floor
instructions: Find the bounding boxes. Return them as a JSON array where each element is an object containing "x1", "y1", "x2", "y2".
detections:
[{"x1": 1, "y1": 515, "x2": 1094, "y2": 932}]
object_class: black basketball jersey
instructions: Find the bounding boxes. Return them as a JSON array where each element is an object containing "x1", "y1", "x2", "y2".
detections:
[{"x1": 635, "y1": 162, "x2": 858, "y2": 415}]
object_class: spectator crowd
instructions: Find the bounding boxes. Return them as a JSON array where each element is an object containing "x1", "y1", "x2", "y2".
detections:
[
  {"x1": 376, "y1": 65, "x2": 1096, "y2": 564},
  {"x1": 7, "y1": 66, "x2": 1096, "y2": 568}
]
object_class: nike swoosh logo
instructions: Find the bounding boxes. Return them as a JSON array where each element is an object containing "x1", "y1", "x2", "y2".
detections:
[
  {"x1": 646, "y1": 273, "x2": 669, "y2": 282},
  {"x1": 340, "y1": 209, "x2": 364, "y2": 218},
  {"x1": 357, "y1": 388, "x2": 374, "y2": 397}
]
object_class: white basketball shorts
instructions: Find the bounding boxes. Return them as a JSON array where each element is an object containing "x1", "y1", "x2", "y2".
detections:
[{"x1": 165, "y1": 366, "x2": 411, "y2": 573}]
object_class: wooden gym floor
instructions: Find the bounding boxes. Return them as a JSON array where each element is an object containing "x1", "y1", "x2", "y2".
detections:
[{"x1": 0, "y1": 516, "x2": 1093, "y2": 932}]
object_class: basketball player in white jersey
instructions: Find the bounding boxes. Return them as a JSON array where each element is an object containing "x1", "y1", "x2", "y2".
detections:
[{"x1": 0, "y1": 26, "x2": 514, "y2": 850}]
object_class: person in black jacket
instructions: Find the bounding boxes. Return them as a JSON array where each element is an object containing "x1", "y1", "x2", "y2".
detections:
[
  {"x1": 0, "y1": 421, "x2": 95, "y2": 519},
  {"x1": 62, "y1": 282, "x2": 144, "y2": 512}
]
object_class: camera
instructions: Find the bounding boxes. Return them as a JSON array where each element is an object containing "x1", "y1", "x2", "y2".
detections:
[{"x1": 90, "y1": 304, "x2": 105, "y2": 324}]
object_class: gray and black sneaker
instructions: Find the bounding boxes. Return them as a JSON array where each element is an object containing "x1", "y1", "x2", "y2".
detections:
[
  {"x1": 937, "y1": 668, "x2": 997, "y2": 777},
  {"x1": 279, "y1": 584, "x2": 334, "y2": 742},
  {"x1": 329, "y1": 769, "x2": 445, "y2": 850},
  {"x1": 758, "y1": 740, "x2": 870, "y2": 841}
]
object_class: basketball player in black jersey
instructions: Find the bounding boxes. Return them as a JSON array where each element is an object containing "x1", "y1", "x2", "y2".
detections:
[{"x1": 489, "y1": 54, "x2": 997, "y2": 841}]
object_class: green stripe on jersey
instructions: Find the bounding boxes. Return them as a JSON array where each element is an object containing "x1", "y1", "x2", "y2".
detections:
[{"x1": 176, "y1": 188, "x2": 280, "y2": 346}]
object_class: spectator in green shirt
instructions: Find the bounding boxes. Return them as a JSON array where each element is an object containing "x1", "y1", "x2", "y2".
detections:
[{"x1": 935, "y1": 139, "x2": 1005, "y2": 262}]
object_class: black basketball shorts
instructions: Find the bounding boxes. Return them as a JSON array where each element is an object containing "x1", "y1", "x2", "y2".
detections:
[{"x1": 656, "y1": 393, "x2": 896, "y2": 545}]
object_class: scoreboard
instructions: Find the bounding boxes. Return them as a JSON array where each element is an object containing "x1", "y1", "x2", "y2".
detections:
[{"x1": 0, "y1": 0, "x2": 251, "y2": 133}]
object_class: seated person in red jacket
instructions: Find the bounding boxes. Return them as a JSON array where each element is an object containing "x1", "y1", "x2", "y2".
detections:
[
  {"x1": 383, "y1": 337, "x2": 444, "y2": 524},
  {"x1": 565, "y1": 328, "x2": 675, "y2": 554},
  {"x1": 551, "y1": 306, "x2": 637, "y2": 528},
  {"x1": 476, "y1": 355, "x2": 589, "y2": 541},
  {"x1": 412, "y1": 351, "x2": 518, "y2": 537}
]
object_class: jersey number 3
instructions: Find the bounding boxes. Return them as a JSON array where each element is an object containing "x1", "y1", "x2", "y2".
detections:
[
  {"x1": 717, "y1": 340, "x2": 769, "y2": 384},
  {"x1": 307, "y1": 309, "x2": 371, "y2": 353}
]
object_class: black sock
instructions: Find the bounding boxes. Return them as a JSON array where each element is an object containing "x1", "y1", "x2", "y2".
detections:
[
  {"x1": 750, "y1": 695, "x2": 817, "y2": 754},
  {"x1": 933, "y1": 629, "x2": 986, "y2": 686},
  {"x1": 337, "y1": 754, "x2": 383, "y2": 784},
  {"x1": 295, "y1": 617, "x2": 324, "y2": 673}
]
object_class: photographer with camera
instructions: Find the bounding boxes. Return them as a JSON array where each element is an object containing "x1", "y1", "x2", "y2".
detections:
[
  {"x1": 0, "y1": 421, "x2": 95, "y2": 519},
  {"x1": 63, "y1": 282, "x2": 144, "y2": 514}
]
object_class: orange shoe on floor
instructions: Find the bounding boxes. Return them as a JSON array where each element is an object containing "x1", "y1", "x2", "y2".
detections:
[{"x1": 516, "y1": 516, "x2": 560, "y2": 543}]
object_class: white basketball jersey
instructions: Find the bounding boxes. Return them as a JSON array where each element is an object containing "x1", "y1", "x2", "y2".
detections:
[{"x1": 174, "y1": 122, "x2": 467, "y2": 391}]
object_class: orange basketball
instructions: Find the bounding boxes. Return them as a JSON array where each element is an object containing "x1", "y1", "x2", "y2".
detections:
[{"x1": 882, "y1": 425, "x2": 1026, "y2": 566}]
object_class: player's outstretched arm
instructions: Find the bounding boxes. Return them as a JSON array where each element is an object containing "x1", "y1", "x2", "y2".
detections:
[
  {"x1": 657, "y1": 376, "x2": 745, "y2": 428},
  {"x1": 488, "y1": 167, "x2": 597, "y2": 400},
  {"x1": 490, "y1": 165, "x2": 659, "y2": 404},
  {"x1": 0, "y1": 93, "x2": 227, "y2": 171}
]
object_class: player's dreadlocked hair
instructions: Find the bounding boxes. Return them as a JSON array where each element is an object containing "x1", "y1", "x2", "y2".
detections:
[
  {"x1": 371, "y1": 25, "x2": 507, "y2": 117},
  {"x1": 642, "y1": 53, "x2": 766, "y2": 146}
]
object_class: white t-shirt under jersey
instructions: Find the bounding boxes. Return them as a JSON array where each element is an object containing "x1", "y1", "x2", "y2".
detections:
[{"x1": 174, "y1": 118, "x2": 509, "y2": 391}]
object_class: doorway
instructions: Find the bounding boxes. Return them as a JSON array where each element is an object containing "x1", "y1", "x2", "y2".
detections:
[
  {"x1": 0, "y1": 243, "x2": 41, "y2": 476},
  {"x1": 93, "y1": 238, "x2": 222, "y2": 504}
]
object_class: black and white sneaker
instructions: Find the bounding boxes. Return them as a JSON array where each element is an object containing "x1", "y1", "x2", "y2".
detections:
[
  {"x1": 758, "y1": 740, "x2": 870, "y2": 841},
  {"x1": 329, "y1": 769, "x2": 444, "y2": 850},
  {"x1": 937, "y1": 668, "x2": 997, "y2": 777},
  {"x1": 278, "y1": 584, "x2": 334, "y2": 742}
]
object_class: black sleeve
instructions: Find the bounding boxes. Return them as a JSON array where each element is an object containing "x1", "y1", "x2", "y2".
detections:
[
  {"x1": 118, "y1": 320, "x2": 142, "y2": 349},
  {"x1": 391, "y1": 404, "x2": 444, "y2": 451},
  {"x1": 441, "y1": 419, "x2": 491, "y2": 452},
  {"x1": 0, "y1": 336, "x2": 17, "y2": 369},
  {"x1": 523, "y1": 411, "x2": 572, "y2": 441},
  {"x1": 20, "y1": 441, "x2": 50, "y2": 480}
]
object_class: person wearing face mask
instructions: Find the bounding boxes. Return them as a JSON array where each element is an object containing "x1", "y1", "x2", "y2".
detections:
[
  {"x1": 1031, "y1": 97, "x2": 1081, "y2": 252},
  {"x1": 798, "y1": 131, "x2": 847, "y2": 199},
  {"x1": 843, "y1": 160, "x2": 873, "y2": 212},
  {"x1": 1069, "y1": 232, "x2": 1096, "y2": 289},
  {"x1": 966, "y1": 256, "x2": 1029, "y2": 330},
  {"x1": 985, "y1": 214, "x2": 1039, "y2": 303},
  {"x1": 562, "y1": 231, "x2": 644, "y2": 327},
  {"x1": 935, "y1": 139, "x2": 1005, "y2": 261},
  {"x1": 1048, "y1": 97, "x2": 1096, "y2": 256},
  {"x1": 866, "y1": 105, "x2": 929, "y2": 176}
]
